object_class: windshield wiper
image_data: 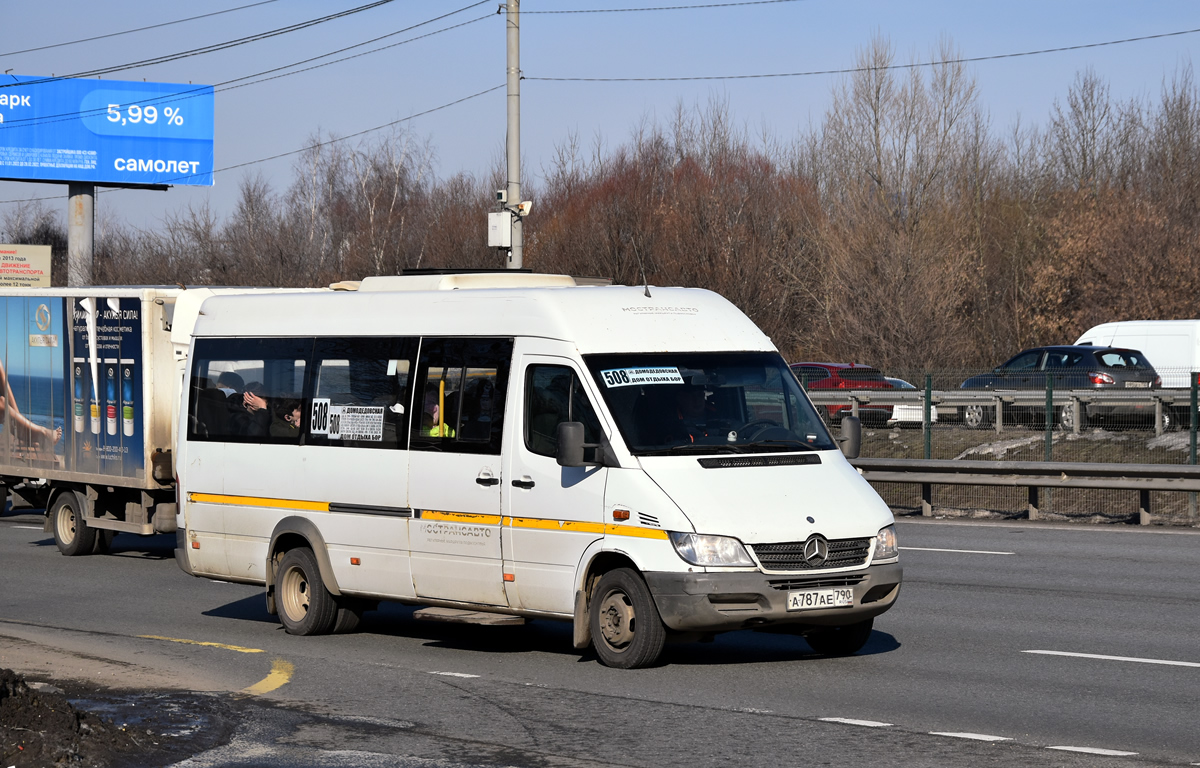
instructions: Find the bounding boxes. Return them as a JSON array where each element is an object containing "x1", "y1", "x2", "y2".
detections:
[
  {"x1": 643, "y1": 443, "x2": 746, "y2": 456},
  {"x1": 738, "y1": 440, "x2": 822, "y2": 451}
]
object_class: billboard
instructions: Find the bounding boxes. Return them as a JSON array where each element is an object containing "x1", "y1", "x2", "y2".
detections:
[
  {"x1": 0, "y1": 244, "x2": 51, "y2": 287},
  {"x1": 0, "y1": 75, "x2": 213, "y2": 186},
  {"x1": 0, "y1": 295, "x2": 144, "y2": 479}
]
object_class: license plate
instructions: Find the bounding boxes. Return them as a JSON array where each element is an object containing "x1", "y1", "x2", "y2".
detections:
[
  {"x1": 1124, "y1": 381, "x2": 1150, "y2": 388},
  {"x1": 787, "y1": 588, "x2": 854, "y2": 611}
]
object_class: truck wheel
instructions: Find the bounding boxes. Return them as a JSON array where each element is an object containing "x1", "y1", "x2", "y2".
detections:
[
  {"x1": 92, "y1": 529, "x2": 115, "y2": 554},
  {"x1": 805, "y1": 618, "x2": 874, "y2": 656},
  {"x1": 0, "y1": 484, "x2": 7, "y2": 516},
  {"x1": 589, "y1": 568, "x2": 666, "y2": 669},
  {"x1": 51, "y1": 493, "x2": 96, "y2": 556},
  {"x1": 277, "y1": 548, "x2": 338, "y2": 636},
  {"x1": 963, "y1": 404, "x2": 991, "y2": 429}
]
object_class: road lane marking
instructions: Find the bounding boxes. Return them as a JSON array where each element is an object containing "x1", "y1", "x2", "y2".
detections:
[
  {"x1": 820, "y1": 717, "x2": 893, "y2": 727},
  {"x1": 898, "y1": 547, "x2": 1015, "y2": 555},
  {"x1": 139, "y1": 635, "x2": 264, "y2": 653},
  {"x1": 13, "y1": 525, "x2": 42, "y2": 530},
  {"x1": 930, "y1": 732, "x2": 1011, "y2": 741},
  {"x1": 239, "y1": 658, "x2": 294, "y2": 696},
  {"x1": 1048, "y1": 746, "x2": 1138, "y2": 756},
  {"x1": 1024, "y1": 650, "x2": 1200, "y2": 668},
  {"x1": 429, "y1": 671, "x2": 480, "y2": 678}
]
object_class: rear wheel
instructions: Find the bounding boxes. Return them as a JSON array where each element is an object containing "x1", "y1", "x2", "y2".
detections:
[
  {"x1": 805, "y1": 618, "x2": 874, "y2": 656},
  {"x1": 51, "y1": 493, "x2": 95, "y2": 556},
  {"x1": 277, "y1": 548, "x2": 338, "y2": 636},
  {"x1": 589, "y1": 568, "x2": 666, "y2": 669},
  {"x1": 1057, "y1": 404, "x2": 1086, "y2": 431},
  {"x1": 963, "y1": 404, "x2": 991, "y2": 429},
  {"x1": 332, "y1": 598, "x2": 367, "y2": 634}
]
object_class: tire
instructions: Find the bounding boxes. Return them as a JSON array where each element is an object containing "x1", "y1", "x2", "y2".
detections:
[
  {"x1": 962, "y1": 404, "x2": 991, "y2": 430},
  {"x1": 277, "y1": 548, "x2": 338, "y2": 636},
  {"x1": 0, "y1": 484, "x2": 7, "y2": 516},
  {"x1": 589, "y1": 568, "x2": 667, "y2": 669},
  {"x1": 805, "y1": 618, "x2": 874, "y2": 656},
  {"x1": 1057, "y1": 404, "x2": 1086, "y2": 431},
  {"x1": 51, "y1": 493, "x2": 96, "y2": 557}
]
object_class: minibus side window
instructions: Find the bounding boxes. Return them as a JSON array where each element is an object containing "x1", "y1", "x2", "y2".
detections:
[
  {"x1": 411, "y1": 338, "x2": 513, "y2": 455},
  {"x1": 187, "y1": 337, "x2": 313, "y2": 443},
  {"x1": 525, "y1": 365, "x2": 603, "y2": 458},
  {"x1": 306, "y1": 337, "x2": 417, "y2": 450}
]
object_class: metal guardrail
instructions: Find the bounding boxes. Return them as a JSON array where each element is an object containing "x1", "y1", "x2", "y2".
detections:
[
  {"x1": 805, "y1": 388, "x2": 1195, "y2": 436},
  {"x1": 851, "y1": 457, "x2": 1200, "y2": 524}
]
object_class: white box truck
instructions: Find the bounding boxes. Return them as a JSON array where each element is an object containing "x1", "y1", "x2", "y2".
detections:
[
  {"x1": 173, "y1": 272, "x2": 902, "y2": 668},
  {"x1": 1074, "y1": 320, "x2": 1200, "y2": 388},
  {"x1": 0, "y1": 286, "x2": 311, "y2": 555}
]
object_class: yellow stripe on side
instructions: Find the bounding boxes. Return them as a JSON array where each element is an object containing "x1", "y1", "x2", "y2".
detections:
[
  {"x1": 605, "y1": 523, "x2": 670, "y2": 540},
  {"x1": 420, "y1": 510, "x2": 503, "y2": 525},
  {"x1": 506, "y1": 517, "x2": 606, "y2": 534},
  {"x1": 189, "y1": 492, "x2": 330, "y2": 512},
  {"x1": 504, "y1": 516, "x2": 668, "y2": 540}
]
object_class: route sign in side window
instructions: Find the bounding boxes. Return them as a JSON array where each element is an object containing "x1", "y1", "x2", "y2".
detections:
[
  {"x1": 524, "y1": 365, "x2": 603, "y2": 458},
  {"x1": 307, "y1": 337, "x2": 418, "y2": 450},
  {"x1": 188, "y1": 337, "x2": 313, "y2": 443},
  {"x1": 411, "y1": 338, "x2": 514, "y2": 455}
]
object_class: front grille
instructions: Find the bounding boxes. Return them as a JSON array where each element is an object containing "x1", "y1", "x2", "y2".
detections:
[
  {"x1": 749, "y1": 538, "x2": 871, "y2": 571},
  {"x1": 767, "y1": 575, "x2": 866, "y2": 591}
]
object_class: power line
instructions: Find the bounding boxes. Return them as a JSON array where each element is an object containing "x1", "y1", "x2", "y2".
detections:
[
  {"x1": 0, "y1": 1, "x2": 280, "y2": 58},
  {"x1": 0, "y1": 0, "x2": 397, "y2": 90},
  {"x1": 0, "y1": 84, "x2": 505, "y2": 205},
  {"x1": 528, "y1": 26, "x2": 1200, "y2": 82},
  {"x1": 0, "y1": 3, "x2": 495, "y2": 132},
  {"x1": 521, "y1": 0, "x2": 807, "y2": 12}
]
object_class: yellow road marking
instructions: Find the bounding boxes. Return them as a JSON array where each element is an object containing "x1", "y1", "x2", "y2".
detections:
[
  {"x1": 139, "y1": 635, "x2": 264, "y2": 653},
  {"x1": 239, "y1": 658, "x2": 295, "y2": 697}
]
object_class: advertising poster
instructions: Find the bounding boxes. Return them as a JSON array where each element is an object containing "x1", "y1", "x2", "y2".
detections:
[
  {"x1": 69, "y1": 297, "x2": 144, "y2": 479},
  {"x1": 0, "y1": 75, "x2": 214, "y2": 187},
  {"x1": 0, "y1": 296, "x2": 66, "y2": 469}
]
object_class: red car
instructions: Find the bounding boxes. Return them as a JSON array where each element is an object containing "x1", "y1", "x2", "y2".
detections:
[{"x1": 790, "y1": 362, "x2": 894, "y2": 424}]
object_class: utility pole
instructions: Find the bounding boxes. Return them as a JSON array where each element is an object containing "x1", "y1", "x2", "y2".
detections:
[
  {"x1": 505, "y1": 0, "x2": 522, "y2": 269},
  {"x1": 67, "y1": 182, "x2": 94, "y2": 286}
]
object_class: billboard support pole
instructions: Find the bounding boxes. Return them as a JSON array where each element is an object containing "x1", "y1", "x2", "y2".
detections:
[{"x1": 67, "y1": 182, "x2": 94, "y2": 287}]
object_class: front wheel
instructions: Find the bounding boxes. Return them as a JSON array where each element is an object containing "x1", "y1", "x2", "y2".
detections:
[
  {"x1": 277, "y1": 548, "x2": 338, "y2": 636},
  {"x1": 51, "y1": 492, "x2": 96, "y2": 556},
  {"x1": 962, "y1": 404, "x2": 991, "y2": 429},
  {"x1": 805, "y1": 618, "x2": 874, "y2": 656},
  {"x1": 589, "y1": 568, "x2": 666, "y2": 669}
]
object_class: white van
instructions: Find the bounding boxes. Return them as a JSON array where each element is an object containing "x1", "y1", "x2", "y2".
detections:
[
  {"x1": 174, "y1": 272, "x2": 901, "y2": 668},
  {"x1": 1074, "y1": 320, "x2": 1200, "y2": 388}
]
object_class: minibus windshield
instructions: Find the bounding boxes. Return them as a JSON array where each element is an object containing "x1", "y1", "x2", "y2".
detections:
[{"x1": 584, "y1": 352, "x2": 837, "y2": 456}]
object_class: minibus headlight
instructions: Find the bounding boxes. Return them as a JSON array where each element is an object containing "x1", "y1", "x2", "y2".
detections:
[
  {"x1": 668, "y1": 532, "x2": 754, "y2": 567},
  {"x1": 873, "y1": 524, "x2": 898, "y2": 561}
]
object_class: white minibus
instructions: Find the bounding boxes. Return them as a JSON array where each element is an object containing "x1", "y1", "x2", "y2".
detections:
[{"x1": 174, "y1": 272, "x2": 901, "y2": 668}]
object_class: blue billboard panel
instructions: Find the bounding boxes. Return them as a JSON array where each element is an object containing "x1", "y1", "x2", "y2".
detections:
[{"x1": 0, "y1": 75, "x2": 214, "y2": 186}]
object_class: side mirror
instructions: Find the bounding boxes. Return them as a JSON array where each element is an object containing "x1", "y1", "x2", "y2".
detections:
[
  {"x1": 838, "y1": 416, "x2": 861, "y2": 459},
  {"x1": 556, "y1": 422, "x2": 586, "y2": 467}
]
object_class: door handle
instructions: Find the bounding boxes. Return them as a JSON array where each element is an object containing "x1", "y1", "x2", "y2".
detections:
[
  {"x1": 511, "y1": 478, "x2": 535, "y2": 490},
  {"x1": 476, "y1": 477, "x2": 500, "y2": 486}
]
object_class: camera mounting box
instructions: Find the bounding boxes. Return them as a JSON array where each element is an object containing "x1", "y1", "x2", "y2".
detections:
[
  {"x1": 495, "y1": 189, "x2": 507, "y2": 204},
  {"x1": 488, "y1": 211, "x2": 513, "y2": 247}
]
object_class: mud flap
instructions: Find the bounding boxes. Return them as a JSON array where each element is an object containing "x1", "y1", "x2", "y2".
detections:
[{"x1": 572, "y1": 589, "x2": 591, "y2": 650}]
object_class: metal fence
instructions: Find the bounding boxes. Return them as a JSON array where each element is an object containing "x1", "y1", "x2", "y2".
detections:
[{"x1": 801, "y1": 367, "x2": 1200, "y2": 526}]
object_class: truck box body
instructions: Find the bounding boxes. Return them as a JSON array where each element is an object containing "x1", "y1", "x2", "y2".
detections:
[{"x1": 1074, "y1": 320, "x2": 1200, "y2": 388}]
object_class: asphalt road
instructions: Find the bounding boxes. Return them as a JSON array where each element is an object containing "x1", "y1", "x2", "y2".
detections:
[{"x1": 2, "y1": 508, "x2": 1198, "y2": 767}]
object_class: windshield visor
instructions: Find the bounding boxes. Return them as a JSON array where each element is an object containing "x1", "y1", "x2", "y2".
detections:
[{"x1": 585, "y1": 352, "x2": 837, "y2": 456}]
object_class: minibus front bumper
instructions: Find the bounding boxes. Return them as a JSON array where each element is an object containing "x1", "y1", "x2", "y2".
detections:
[{"x1": 644, "y1": 562, "x2": 902, "y2": 632}]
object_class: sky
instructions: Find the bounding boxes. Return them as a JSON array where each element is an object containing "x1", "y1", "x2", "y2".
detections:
[{"x1": 0, "y1": 0, "x2": 1197, "y2": 234}]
